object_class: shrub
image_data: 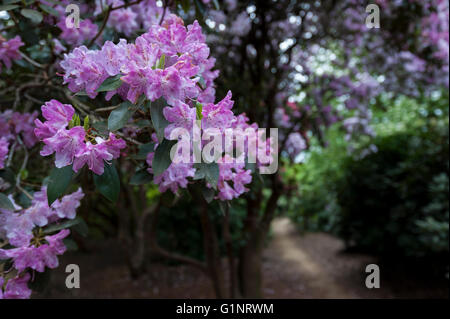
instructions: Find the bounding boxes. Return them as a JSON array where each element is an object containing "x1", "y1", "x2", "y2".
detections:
[{"x1": 336, "y1": 127, "x2": 449, "y2": 266}]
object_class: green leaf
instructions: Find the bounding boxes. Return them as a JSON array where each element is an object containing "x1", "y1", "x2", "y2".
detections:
[
  {"x1": 0, "y1": 168, "x2": 15, "y2": 193},
  {"x1": 194, "y1": 0, "x2": 206, "y2": 17},
  {"x1": 42, "y1": 217, "x2": 83, "y2": 235},
  {"x1": 130, "y1": 169, "x2": 152, "y2": 185},
  {"x1": 0, "y1": 4, "x2": 19, "y2": 11},
  {"x1": 92, "y1": 120, "x2": 108, "y2": 134},
  {"x1": 94, "y1": 163, "x2": 120, "y2": 202},
  {"x1": 153, "y1": 139, "x2": 177, "y2": 177},
  {"x1": 39, "y1": 4, "x2": 59, "y2": 16},
  {"x1": 72, "y1": 218, "x2": 89, "y2": 237},
  {"x1": 195, "y1": 162, "x2": 220, "y2": 189},
  {"x1": 156, "y1": 54, "x2": 166, "y2": 69},
  {"x1": 196, "y1": 102, "x2": 203, "y2": 120},
  {"x1": 96, "y1": 74, "x2": 123, "y2": 93},
  {"x1": 108, "y1": 101, "x2": 134, "y2": 131},
  {"x1": 3, "y1": 0, "x2": 22, "y2": 4},
  {"x1": 0, "y1": 193, "x2": 15, "y2": 211},
  {"x1": 212, "y1": 0, "x2": 220, "y2": 10},
  {"x1": 20, "y1": 9, "x2": 43, "y2": 24},
  {"x1": 132, "y1": 142, "x2": 155, "y2": 160},
  {"x1": 201, "y1": 185, "x2": 215, "y2": 203},
  {"x1": 135, "y1": 119, "x2": 152, "y2": 128},
  {"x1": 83, "y1": 115, "x2": 90, "y2": 131},
  {"x1": 63, "y1": 238, "x2": 78, "y2": 251},
  {"x1": 150, "y1": 98, "x2": 169, "y2": 142},
  {"x1": 47, "y1": 165, "x2": 74, "y2": 205},
  {"x1": 74, "y1": 90, "x2": 88, "y2": 96},
  {"x1": 179, "y1": 0, "x2": 190, "y2": 13}
]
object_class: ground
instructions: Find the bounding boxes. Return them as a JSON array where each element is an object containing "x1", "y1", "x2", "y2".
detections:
[{"x1": 36, "y1": 218, "x2": 448, "y2": 299}]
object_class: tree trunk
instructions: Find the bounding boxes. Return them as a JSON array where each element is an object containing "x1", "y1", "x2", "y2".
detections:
[
  {"x1": 198, "y1": 195, "x2": 226, "y2": 298},
  {"x1": 238, "y1": 177, "x2": 282, "y2": 298},
  {"x1": 238, "y1": 237, "x2": 264, "y2": 298}
]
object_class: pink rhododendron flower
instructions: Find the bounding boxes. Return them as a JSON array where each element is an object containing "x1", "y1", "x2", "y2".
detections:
[
  {"x1": 105, "y1": 133, "x2": 127, "y2": 159},
  {"x1": 60, "y1": 18, "x2": 216, "y2": 105},
  {"x1": 1, "y1": 229, "x2": 70, "y2": 272},
  {"x1": 35, "y1": 101, "x2": 126, "y2": 174},
  {"x1": 163, "y1": 100, "x2": 197, "y2": 138},
  {"x1": 51, "y1": 187, "x2": 85, "y2": 219},
  {"x1": 0, "y1": 35, "x2": 24, "y2": 72},
  {"x1": 0, "y1": 138, "x2": 9, "y2": 169},
  {"x1": 39, "y1": 99, "x2": 75, "y2": 131},
  {"x1": 73, "y1": 140, "x2": 114, "y2": 175},
  {"x1": 0, "y1": 110, "x2": 38, "y2": 159},
  {"x1": 57, "y1": 19, "x2": 98, "y2": 46},
  {"x1": 201, "y1": 91, "x2": 235, "y2": 130},
  {"x1": 0, "y1": 187, "x2": 84, "y2": 247},
  {"x1": 0, "y1": 274, "x2": 32, "y2": 299},
  {"x1": 41, "y1": 126, "x2": 86, "y2": 168}
]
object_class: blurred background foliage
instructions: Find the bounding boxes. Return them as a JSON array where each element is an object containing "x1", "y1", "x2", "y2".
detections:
[{"x1": 282, "y1": 90, "x2": 449, "y2": 276}]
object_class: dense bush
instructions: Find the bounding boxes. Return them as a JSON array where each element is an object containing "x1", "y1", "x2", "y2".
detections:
[
  {"x1": 286, "y1": 94, "x2": 449, "y2": 275},
  {"x1": 336, "y1": 127, "x2": 448, "y2": 262}
]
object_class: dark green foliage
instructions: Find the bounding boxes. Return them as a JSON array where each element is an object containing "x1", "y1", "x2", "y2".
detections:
[{"x1": 336, "y1": 127, "x2": 449, "y2": 262}]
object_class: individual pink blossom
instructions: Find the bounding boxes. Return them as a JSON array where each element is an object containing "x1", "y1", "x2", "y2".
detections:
[
  {"x1": 0, "y1": 273, "x2": 32, "y2": 299},
  {"x1": 109, "y1": 7, "x2": 139, "y2": 36},
  {"x1": 57, "y1": 19, "x2": 98, "y2": 46},
  {"x1": 105, "y1": 133, "x2": 127, "y2": 159},
  {"x1": 51, "y1": 188, "x2": 84, "y2": 219},
  {"x1": 1, "y1": 229, "x2": 70, "y2": 272},
  {"x1": 154, "y1": 162, "x2": 196, "y2": 193},
  {"x1": 1, "y1": 110, "x2": 38, "y2": 149},
  {"x1": 73, "y1": 139, "x2": 114, "y2": 175},
  {"x1": 163, "y1": 100, "x2": 197, "y2": 138},
  {"x1": 41, "y1": 126, "x2": 86, "y2": 168},
  {"x1": 201, "y1": 91, "x2": 235, "y2": 130},
  {"x1": 0, "y1": 187, "x2": 84, "y2": 247},
  {"x1": 0, "y1": 35, "x2": 24, "y2": 72},
  {"x1": 39, "y1": 99, "x2": 75, "y2": 132},
  {"x1": 35, "y1": 101, "x2": 126, "y2": 174},
  {"x1": 0, "y1": 138, "x2": 9, "y2": 169}
]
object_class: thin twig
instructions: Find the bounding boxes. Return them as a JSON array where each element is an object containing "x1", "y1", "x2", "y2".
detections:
[
  {"x1": 87, "y1": 7, "x2": 111, "y2": 47},
  {"x1": 95, "y1": 105, "x2": 120, "y2": 112},
  {"x1": 6, "y1": 139, "x2": 18, "y2": 167},
  {"x1": 13, "y1": 82, "x2": 45, "y2": 110},
  {"x1": 114, "y1": 131, "x2": 143, "y2": 145},
  {"x1": 15, "y1": 137, "x2": 33, "y2": 201},
  {"x1": 20, "y1": 52, "x2": 46, "y2": 69},
  {"x1": 159, "y1": 0, "x2": 168, "y2": 25},
  {"x1": 87, "y1": 0, "x2": 144, "y2": 47},
  {"x1": 24, "y1": 93, "x2": 44, "y2": 105}
]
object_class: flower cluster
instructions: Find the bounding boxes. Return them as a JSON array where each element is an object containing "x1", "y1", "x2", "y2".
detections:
[
  {"x1": 60, "y1": 17, "x2": 218, "y2": 103},
  {"x1": 59, "y1": 11, "x2": 271, "y2": 200},
  {"x1": 34, "y1": 100, "x2": 126, "y2": 175},
  {"x1": 0, "y1": 35, "x2": 24, "y2": 73},
  {"x1": 57, "y1": 19, "x2": 99, "y2": 47},
  {"x1": 146, "y1": 92, "x2": 273, "y2": 200},
  {"x1": 0, "y1": 110, "x2": 39, "y2": 169},
  {"x1": 0, "y1": 187, "x2": 84, "y2": 299}
]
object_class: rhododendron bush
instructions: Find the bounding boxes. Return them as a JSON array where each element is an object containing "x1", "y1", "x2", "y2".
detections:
[{"x1": 0, "y1": 0, "x2": 448, "y2": 299}]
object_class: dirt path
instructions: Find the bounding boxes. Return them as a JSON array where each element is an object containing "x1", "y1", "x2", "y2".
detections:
[
  {"x1": 265, "y1": 218, "x2": 354, "y2": 298},
  {"x1": 38, "y1": 218, "x2": 447, "y2": 298}
]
